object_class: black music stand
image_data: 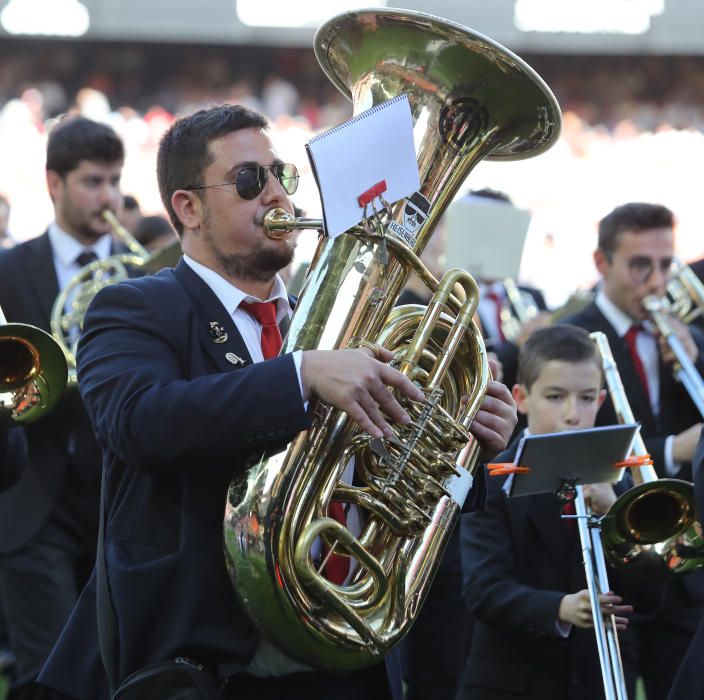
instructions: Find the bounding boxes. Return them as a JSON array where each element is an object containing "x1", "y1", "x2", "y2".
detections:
[{"x1": 505, "y1": 424, "x2": 640, "y2": 499}]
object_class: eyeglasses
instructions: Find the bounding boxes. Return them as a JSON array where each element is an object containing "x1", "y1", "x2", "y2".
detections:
[
  {"x1": 186, "y1": 163, "x2": 299, "y2": 200},
  {"x1": 609, "y1": 253, "x2": 673, "y2": 284}
]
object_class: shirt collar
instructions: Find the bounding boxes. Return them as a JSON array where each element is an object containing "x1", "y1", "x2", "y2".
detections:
[
  {"x1": 595, "y1": 288, "x2": 636, "y2": 338},
  {"x1": 48, "y1": 222, "x2": 112, "y2": 267},
  {"x1": 183, "y1": 254, "x2": 290, "y2": 322}
]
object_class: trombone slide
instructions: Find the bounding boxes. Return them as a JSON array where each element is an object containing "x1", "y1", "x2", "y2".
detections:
[{"x1": 574, "y1": 486, "x2": 629, "y2": 700}]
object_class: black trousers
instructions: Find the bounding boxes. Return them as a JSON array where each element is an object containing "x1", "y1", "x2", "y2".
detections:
[
  {"x1": 0, "y1": 524, "x2": 95, "y2": 690},
  {"x1": 620, "y1": 581, "x2": 704, "y2": 700},
  {"x1": 221, "y1": 664, "x2": 392, "y2": 700}
]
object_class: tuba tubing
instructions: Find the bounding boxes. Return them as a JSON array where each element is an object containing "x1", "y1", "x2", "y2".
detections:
[{"x1": 223, "y1": 8, "x2": 562, "y2": 671}]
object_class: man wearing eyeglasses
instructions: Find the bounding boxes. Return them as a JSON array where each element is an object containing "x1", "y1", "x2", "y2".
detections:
[
  {"x1": 562, "y1": 201, "x2": 704, "y2": 700},
  {"x1": 37, "y1": 103, "x2": 517, "y2": 700}
]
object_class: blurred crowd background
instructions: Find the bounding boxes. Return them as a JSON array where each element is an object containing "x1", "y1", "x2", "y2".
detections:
[{"x1": 1, "y1": 36, "x2": 703, "y2": 308}]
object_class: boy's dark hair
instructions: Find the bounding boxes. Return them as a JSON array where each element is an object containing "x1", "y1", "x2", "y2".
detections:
[
  {"x1": 598, "y1": 202, "x2": 675, "y2": 254},
  {"x1": 517, "y1": 325, "x2": 602, "y2": 391},
  {"x1": 156, "y1": 104, "x2": 268, "y2": 236},
  {"x1": 46, "y1": 116, "x2": 124, "y2": 177}
]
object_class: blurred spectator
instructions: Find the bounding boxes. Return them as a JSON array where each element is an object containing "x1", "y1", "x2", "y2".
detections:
[
  {"x1": 133, "y1": 214, "x2": 177, "y2": 252},
  {"x1": 118, "y1": 194, "x2": 143, "y2": 234},
  {"x1": 0, "y1": 193, "x2": 14, "y2": 249}
]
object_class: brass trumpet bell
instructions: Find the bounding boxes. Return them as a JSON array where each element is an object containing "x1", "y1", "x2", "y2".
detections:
[{"x1": 0, "y1": 321, "x2": 68, "y2": 423}]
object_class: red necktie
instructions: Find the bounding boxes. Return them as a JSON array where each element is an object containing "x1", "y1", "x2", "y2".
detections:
[
  {"x1": 239, "y1": 301, "x2": 282, "y2": 360},
  {"x1": 624, "y1": 324, "x2": 650, "y2": 400},
  {"x1": 323, "y1": 501, "x2": 350, "y2": 585},
  {"x1": 485, "y1": 291, "x2": 505, "y2": 342},
  {"x1": 561, "y1": 498, "x2": 576, "y2": 531}
]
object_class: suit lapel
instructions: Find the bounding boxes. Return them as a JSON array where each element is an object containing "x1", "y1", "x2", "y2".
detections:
[
  {"x1": 21, "y1": 233, "x2": 60, "y2": 329},
  {"x1": 503, "y1": 433, "x2": 575, "y2": 585},
  {"x1": 527, "y1": 493, "x2": 575, "y2": 585},
  {"x1": 172, "y1": 259, "x2": 253, "y2": 374}
]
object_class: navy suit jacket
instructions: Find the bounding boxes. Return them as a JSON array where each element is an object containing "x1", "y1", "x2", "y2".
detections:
[
  {"x1": 0, "y1": 232, "x2": 116, "y2": 552},
  {"x1": 0, "y1": 424, "x2": 27, "y2": 491},
  {"x1": 458, "y1": 437, "x2": 638, "y2": 700},
  {"x1": 668, "y1": 433, "x2": 704, "y2": 700},
  {"x1": 39, "y1": 258, "x2": 402, "y2": 699},
  {"x1": 562, "y1": 301, "x2": 704, "y2": 480}
]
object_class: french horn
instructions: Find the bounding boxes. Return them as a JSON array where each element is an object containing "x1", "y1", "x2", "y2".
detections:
[{"x1": 50, "y1": 209, "x2": 180, "y2": 386}]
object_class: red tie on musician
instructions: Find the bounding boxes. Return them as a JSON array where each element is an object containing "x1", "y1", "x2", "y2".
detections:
[{"x1": 239, "y1": 300, "x2": 283, "y2": 359}]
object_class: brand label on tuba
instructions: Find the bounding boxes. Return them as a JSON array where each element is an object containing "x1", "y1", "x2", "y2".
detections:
[{"x1": 388, "y1": 191, "x2": 430, "y2": 246}]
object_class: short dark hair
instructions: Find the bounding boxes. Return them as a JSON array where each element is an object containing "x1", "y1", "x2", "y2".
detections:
[
  {"x1": 517, "y1": 325, "x2": 602, "y2": 391},
  {"x1": 46, "y1": 116, "x2": 124, "y2": 176},
  {"x1": 598, "y1": 202, "x2": 675, "y2": 254},
  {"x1": 123, "y1": 194, "x2": 140, "y2": 212},
  {"x1": 133, "y1": 215, "x2": 176, "y2": 247},
  {"x1": 470, "y1": 187, "x2": 512, "y2": 204},
  {"x1": 156, "y1": 104, "x2": 268, "y2": 236}
]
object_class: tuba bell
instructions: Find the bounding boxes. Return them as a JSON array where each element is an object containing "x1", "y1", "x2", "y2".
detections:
[
  {"x1": 223, "y1": 8, "x2": 561, "y2": 670},
  {"x1": 0, "y1": 303, "x2": 67, "y2": 423}
]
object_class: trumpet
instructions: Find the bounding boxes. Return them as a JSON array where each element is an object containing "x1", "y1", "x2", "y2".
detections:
[
  {"x1": 643, "y1": 294, "x2": 704, "y2": 418},
  {"x1": 0, "y1": 304, "x2": 67, "y2": 423},
  {"x1": 499, "y1": 278, "x2": 541, "y2": 343},
  {"x1": 591, "y1": 331, "x2": 704, "y2": 578},
  {"x1": 666, "y1": 257, "x2": 704, "y2": 326}
]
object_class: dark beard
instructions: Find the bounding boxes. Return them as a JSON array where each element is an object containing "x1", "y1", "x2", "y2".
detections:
[{"x1": 214, "y1": 240, "x2": 294, "y2": 283}]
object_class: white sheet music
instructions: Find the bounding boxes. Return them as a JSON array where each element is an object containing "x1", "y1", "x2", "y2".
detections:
[{"x1": 305, "y1": 94, "x2": 420, "y2": 238}]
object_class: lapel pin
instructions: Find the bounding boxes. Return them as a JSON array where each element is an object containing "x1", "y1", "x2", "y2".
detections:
[
  {"x1": 209, "y1": 321, "x2": 228, "y2": 344},
  {"x1": 225, "y1": 352, "x2": 246, "y2": 367}
]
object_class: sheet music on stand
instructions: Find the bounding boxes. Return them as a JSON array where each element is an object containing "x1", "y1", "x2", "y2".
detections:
[
  {"x1": 504, "y1": 424, "x2": 640, "y2": 498},
  {"x1": 305, "y1": 94, "x2": 420, "y2": 238}
]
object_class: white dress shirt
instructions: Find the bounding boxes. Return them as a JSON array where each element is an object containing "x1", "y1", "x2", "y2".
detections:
[
  {"x1": 47, "y1": 223, "x2": 112, "y2": 295},
  {"x1": 183, "y1": 254, "x2": 304, "y2": 390},
  {"x1": 595, "y1": 289, "x2": 679, "y2": 475}
]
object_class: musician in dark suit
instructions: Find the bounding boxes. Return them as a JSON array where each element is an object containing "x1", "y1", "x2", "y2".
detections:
[
  {"x1": 0, "y1": 116, "x2": 125, "y2": 696},
  {"x1": 0, "y1": 421, "x2": 26, "y2": 492},
  {"x1": 668, "y1": 431, "x2": 704, "y2": 700},
  {"x1": 562, "y1": 202, "x2": 704, "y2": 700},
  {"x1": 37, "y1": 104, "x2": 516, "y2": 700},
  {"x1": 458, "y1": 325, "x2": 634, "y2": 700}
]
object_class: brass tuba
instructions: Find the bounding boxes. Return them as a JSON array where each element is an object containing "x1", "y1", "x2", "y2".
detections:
[
  {"x1": 0, "y1": 303, "x2": 68, "y2": 423},
  {"x1": 223, "y1": 8, "x2": 561, "y2": 670},
  {"x1": 592, "y1": 331, "x2": 704, "y2": 578}
]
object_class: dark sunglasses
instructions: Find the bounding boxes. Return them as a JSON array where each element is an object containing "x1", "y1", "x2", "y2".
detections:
[
  {"x1": 186, "y1": 163, "x2": 299, "y2": 200},
  {"x1": 405, "y1": 203, "x2": 426, "y2": 226}
]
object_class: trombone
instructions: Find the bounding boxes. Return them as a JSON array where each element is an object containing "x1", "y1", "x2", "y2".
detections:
[
  {"x1": 573, "y1": 483, "x2": 629, "y2": 700},
  {"x1": 591, "y1": 331, "x2": 704, "y2": 578},
  {"x1": 0, "y1": 304, "x2": 68, "y2": 423}
]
